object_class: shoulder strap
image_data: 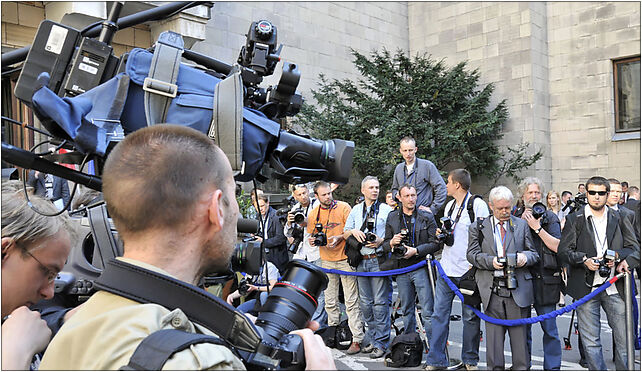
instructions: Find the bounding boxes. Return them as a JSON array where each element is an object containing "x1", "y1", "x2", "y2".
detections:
[
  {"x1": 119, "y1": 329, "x2": 224, "y2": 370},
  {"x1": 143, "y1": 31, "x2": 184, "y2": 126},
  {"x1": 467, "y1": 194, "x2": 484, "y2": 223},
  {"x1": 94, "y1": 259, "x2": 261, "y2": 353}
]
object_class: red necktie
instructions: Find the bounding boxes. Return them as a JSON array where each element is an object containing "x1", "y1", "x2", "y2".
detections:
[{"x1": 499, "y1": 222, "x2": 506, "y2": 255}]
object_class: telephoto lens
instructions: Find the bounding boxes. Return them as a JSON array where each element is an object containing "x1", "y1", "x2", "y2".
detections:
[
  {"x1": 254, "y1": 259, "x2": 329, "y2": 345},
  {"x1": 531, "y1": 202, "x2": 547, "y2": 219}
]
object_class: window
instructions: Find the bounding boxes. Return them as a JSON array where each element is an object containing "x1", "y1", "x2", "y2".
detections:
[{"x1": 613, "y1": 56, "x2": 640, "y2": 132}]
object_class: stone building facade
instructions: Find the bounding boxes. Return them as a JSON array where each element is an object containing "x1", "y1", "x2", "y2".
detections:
[{"x1": 2, "y1": 2, "x2": 640, "y2": 194}]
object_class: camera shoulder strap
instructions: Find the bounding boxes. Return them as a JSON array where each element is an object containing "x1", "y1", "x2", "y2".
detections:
[
  {"x1": 143, "y1": 31, "x2": 184, "y2": 126},
  {"x1": 119, "y1": 329, "x2": 224, "y2": 370},
  {"x1": 94, "y1": 259, "x2": 261, "y2": 353}
]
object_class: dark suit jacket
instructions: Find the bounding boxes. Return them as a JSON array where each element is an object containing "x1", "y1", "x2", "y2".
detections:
[
  {"x1": 623, "y1": 198, "x2": 640, "y2": 213},
  {"x1": 616, "y1": 205, "x2": 639, "y2": 243},
  {"x1": 382, "y1": 208, "x2": 438, "y2": 270},
  {"x1": 260, "y1": 207, "x2": 288, "y2": 274},
  {"x1": 466, "y1": 216, "x2": 539, "y2": 308},
  {"x1": 27, "y1": 170, "x2": 71, "y2": 210},
  {"x1": 558, "y1": 207, "x2": 639, "y2": 300}
]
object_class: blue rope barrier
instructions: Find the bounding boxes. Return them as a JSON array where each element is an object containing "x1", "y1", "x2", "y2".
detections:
[
  {"x1": 319, "y1": 260, "x2": 427, "y2": 276},
  {"x1": 432, "y1": 259, "x2": 624, "y2": 327}
]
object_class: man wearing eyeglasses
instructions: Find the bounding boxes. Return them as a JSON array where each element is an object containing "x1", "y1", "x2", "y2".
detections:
[{"x1": 559, "y1": 176, "x2": 639, "y2": 370}]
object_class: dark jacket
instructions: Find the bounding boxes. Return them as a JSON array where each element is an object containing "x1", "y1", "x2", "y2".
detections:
[
  {"x1": 527, "y1": 210, "x2": 564, "y2": 306},
  {"x1": 381, "y1": 208, "x2": 438, "y2": 270},
  {"x1": 259, "y1": 207, "x2": 289, "y2": 274},
  {"x1": 467, "y1": 216, "x2": 539, "y2": 308},
  {"x1": 558, "y1": 207, "x2": 639, "y2": 300},
  {"x1": 623, "y1": 198, "x2": 640, "y2": 213},
  {"x1": 27, "y1": 170, "x2": 71, "y2": 210},
  {"x1": 615, "y1": 205, "x2": 640, "y2": 243}
]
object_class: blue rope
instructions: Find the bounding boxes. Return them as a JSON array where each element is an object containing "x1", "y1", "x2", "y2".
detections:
[
  {"x1": 319, "y1": 260, "x2": 427, "y2": 276},
  {"x1": 432, "y1": 259, "x2": 623, "y2": 327}
]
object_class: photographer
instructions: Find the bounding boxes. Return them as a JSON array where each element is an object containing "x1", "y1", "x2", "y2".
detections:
[
  {"x1": 558, "y1": 176, "x2": 638, "y2": 370},
  {"x1": 514, "y1": 177, "x2": 563, "y2": 371},
  {"x1": 342, "y1": 176, "x2": 393, "y2": 358},
  {"x1": 40, "y1": 125, "x2": 334, "y2": 370},
  {"x1": 1, "y1": 187, "x2": 72, "y2": 370},
  {"x1": 307, "y1": 181, "x2": 364, "y2": 354},
  {"x1": 283, "y1": 184, "x2": 327, "y2": 327},
  {"x1": 466, "y1": 186, "x2": 538, "y2": 371},
  {"x1": 425, "y1": 169, "x2": 488, "y2": 371},
  {"x1": 253, "y1": 194, "x2": 289, "y2": 274},
  {"x1": 227, "y1": 258, "x2": 279, "y2": 315},
  {"x1": 382, "y1": 183, "x2": 438, "y2": 347}
]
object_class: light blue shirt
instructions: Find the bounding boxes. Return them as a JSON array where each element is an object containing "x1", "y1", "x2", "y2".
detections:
[{"x1": 344, "y1": 201, "x2": 393, "y2": 255}]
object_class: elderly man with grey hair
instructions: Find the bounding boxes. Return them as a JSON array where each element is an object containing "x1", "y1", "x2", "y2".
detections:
[{"x1": 466, "y1": 186, "x2": 539, "y2": 370}]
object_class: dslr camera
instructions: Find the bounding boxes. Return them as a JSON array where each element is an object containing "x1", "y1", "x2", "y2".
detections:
[
  {"x1": 497, "y1": 253, "x2": 518, "y2": 290},
  {"x1": 392, "y1": 228, "x2": 411, "y2": 257},
  {"x1": 238, "y1": 278, "x2": 251, "y2": 296},
  {"x1": 594, "y1": 249, "x2": 617, "y2": 278},
  {"x1": 312, "y1": 223, "x2": 327, "y2": 246},
  {"x1": 364, "y1": 215, "x2": 378, "y2": 243},
  {"x1": 562, "y1": 193, "x2": 588, "y2": 214},
  {"x1": 436, "y1": 216, "x2": 455, "y2": 246}
]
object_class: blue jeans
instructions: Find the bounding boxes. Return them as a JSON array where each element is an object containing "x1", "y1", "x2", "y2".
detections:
[
  {"x1": 396, "y1": 266, "x2": 433, "y2": 346},
  {"x1": 311, "y1": 259, "x2": 328, "y2": 329},
  {"x1": 237, "y1": 292, "x2": 269, "y2": 314},
  {"x1": 357, "y1": 258, "x2": 391, "y2": 350},
  {"x1": 576, "y1": 291, "x2": 627, "y2": 370},
  {"x1": 426, "y1": 275, "x2": 480, "y2": 367},
  {"x1": 526, "y1": 303, "x2": 562, "y2": 370}
]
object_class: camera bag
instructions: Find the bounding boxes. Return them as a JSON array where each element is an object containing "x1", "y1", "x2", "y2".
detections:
[
  {"x1": 383, "y1": 331, "x2": 423, "y2": 367},
  {"x1": 335, "y1": 319, "x2": 353, "y2": 350}
]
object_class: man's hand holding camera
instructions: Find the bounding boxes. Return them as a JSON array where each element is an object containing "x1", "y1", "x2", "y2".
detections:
[
  {"x1": 493, "y1": 253, "x2": 528, "y2": 269},
  {"x1": 521, "y1": 209, "x2": 542, "y2": 231}
]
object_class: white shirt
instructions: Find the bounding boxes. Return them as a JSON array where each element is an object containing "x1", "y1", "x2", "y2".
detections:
[
  {"x1": 406, "y1": 161, "x2": 415, "y2": 174},
  {"x1": 584, "y1": 205, "x2": 617, "y2": 295},
  {"x1": 440, "y1": 194, "x2": 490, "y2": 277}
]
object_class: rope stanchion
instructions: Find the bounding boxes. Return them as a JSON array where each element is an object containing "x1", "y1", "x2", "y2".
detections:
[
  {"x1": 432, "y1": 259, "x2": 626, "y2": 327},
  {"x1": 319, "y1": 260, "x2": 427, "y2": 276}
]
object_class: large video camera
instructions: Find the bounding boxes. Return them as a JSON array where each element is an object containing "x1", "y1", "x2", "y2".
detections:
[{"x1": 2, "y1": 2, "x2": 354, "y2": 188}]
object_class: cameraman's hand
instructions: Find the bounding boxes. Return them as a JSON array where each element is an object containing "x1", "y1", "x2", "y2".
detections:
[
  {"x1": 403, "y1": 246, "x2": 417, "y2": 259},
  {"x1": 522, "y1": 210, "x2": 542, "y2": 230},
  {"x1": 226, "y1": 290, "x2": 241, "y2": 305},
  {"x1": 418, "y1": 205, "x2": 431, "y2": 212},
  {"x1": 307, "y1": 237, "x2": 316, "y2": 246},
  {"x1": 516, "y1": 252, "x2": 527, "y2": 267},
  {"x1": 391, "y1": 233, "x2": 403, "y2": 246},
  {"x1": 328, "y1": 235, "x2": 342, "y2": 249},
  {"x1": 287, "y1": 236, "x2": 294, "y2": 245},
  {"x1": 617, "y1": 259, "x2": 630, "y2": 273},
  {"x1": 584, "y1": 256, "x2": 600, "y2": 271},
  {"x1": 287, "y1": 212, "x2": 295, "y2": 225},
  {"x1": 290, "y1": 327, "x2": 335, "y2": 370},
  {"x1": 365, "y1": 236, "x2": 384, "y2": 248},
  {"x1": 492, "y1": 257, "x2": 504, "y2": 270},
  {"x1": 435, "y1": 228, "x2": 442, "y2": 236},
  {"x1": 254, "y1": 236, "x2": 263, "y2": 243},
  {"x1": 1, "y1": 306, "x2": 51, "y2": 370},
  {"x1": 350, "y1": 229, "x2": 366, "y2": 243}
]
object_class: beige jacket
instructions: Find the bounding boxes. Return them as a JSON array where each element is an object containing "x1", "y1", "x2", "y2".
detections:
[{"x1": 40, "y1": 258, "x2": 246, "y2": 370}]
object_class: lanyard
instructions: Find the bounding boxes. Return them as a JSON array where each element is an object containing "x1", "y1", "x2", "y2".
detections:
[
  {"x1": 316, "y1": 200, "x2": 336, "y2": 234},
  {"x1": 447, "y1": 193, "x2": 470, "y2": 231},
  {"x1": 361, "y1": 201, "x2": 380, "y2": 220},
  {"x1": 589, "y1": 216, "x2": 608, "y2": 254},
  {"x1": 401, "y1": 211, "x2": 416, "y2": 247}
]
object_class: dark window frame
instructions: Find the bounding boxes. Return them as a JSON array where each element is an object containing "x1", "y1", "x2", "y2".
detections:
[{"x1": 613, "y1": 55, "x2": 641, "y2": 133}]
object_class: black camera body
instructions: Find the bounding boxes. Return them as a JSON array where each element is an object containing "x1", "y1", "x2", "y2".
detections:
[
  {"x1": 594, "y1": 249, "x2": 617, "y2": 278},
  {"x1": 312, "y1": 223, "x2": 327, "y2": 246},
  {"x1": 531, "y1": 202, "x2": 547, "y2": 219},
  {"x1": 238, "y1": 278, "x2": 251, "y2": 296},
  {"x1": 365, "y1": 216, "x2": 377, "y2": 243},
  {"x1": 497, "y1": 253, "x2": 518, "y2": 290},
  {"x1": 436, "y1": 216, "x2": 455, "y2": 246},
  {"x1": 287, "y1": 223, "x2": 305, "y2": 254},
  {"x1": 562, "y1": 193, "x2": 588, "y2": 214}
]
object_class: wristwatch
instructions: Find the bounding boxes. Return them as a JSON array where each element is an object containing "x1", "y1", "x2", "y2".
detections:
[{"x1": 534, "y1": 226, "x2": 543, "y2": 234}]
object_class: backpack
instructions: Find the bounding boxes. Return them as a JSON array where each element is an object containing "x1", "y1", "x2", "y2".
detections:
[
  {"x1": 384, "y1": 332, "x2": 423, "y2": 367},
  {"x1": 316, "y1": 318, "x2": 353, "y2": 350}
]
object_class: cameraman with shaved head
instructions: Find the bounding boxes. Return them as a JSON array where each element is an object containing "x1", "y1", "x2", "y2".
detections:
[{"x1": 40, "y1": 125, "x2": 334, "y2": 370}]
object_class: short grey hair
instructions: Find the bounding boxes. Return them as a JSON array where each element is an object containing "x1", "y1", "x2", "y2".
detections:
[
  {"x1": 489, "y1": 186, "x2": 514, "y2": 204},
  {"x1": 361, "y1": 176, "x2": 379, "y2": 189},
  {"x1": 517, "y1": 177, "x2": 544, "y2": 201},
  {"x1": 1, "y1": 190, "x2": 69, "y2": 252}
]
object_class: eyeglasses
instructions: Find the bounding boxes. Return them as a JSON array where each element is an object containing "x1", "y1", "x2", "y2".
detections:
[
  {"x1": 587, "y1": 190, "x2": 608, "y2": 196},
  {"x1": 21, "y1": 247, "x2": 58, "y2": 284}
]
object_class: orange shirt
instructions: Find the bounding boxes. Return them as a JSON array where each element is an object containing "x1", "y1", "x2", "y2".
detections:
[{"x1": 307, "y1": 201, "x2": 352, "y2": 261}]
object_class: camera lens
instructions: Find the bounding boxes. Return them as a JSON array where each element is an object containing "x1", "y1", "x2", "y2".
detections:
[
  {"x1": 293, "y1": 213, "x2": 305, "y2": 224},
  {"x1": 532, "y1": 202, "x2": 547, "y2": 219},
  {"x1": 231, "y1": 241, "x2": 262, "y2": 275},
  {"x1": 255, "y1": 259, "x2": 329, "y2": 344}
]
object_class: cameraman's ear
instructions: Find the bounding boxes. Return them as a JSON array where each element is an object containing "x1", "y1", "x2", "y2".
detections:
[{"x1": 207, "y1": 190, "x2": 225, "y2": 233}]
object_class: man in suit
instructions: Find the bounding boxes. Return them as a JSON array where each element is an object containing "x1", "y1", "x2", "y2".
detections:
[
  {"x1": 607, "y1": 179, "x2": 639, "y2": 243},
  {"x1": 27, "y1": 170, "x2": 70, "y2": 211},
  {"x1": 382, "y1": 183, "x2": 438, "y2": 348},
  {"x1": 558, "y1": 176, "x2": 639, "y2": 370},
  {"x1": 624, "y1": 186, "x2": 640, "y2": 211},
  {"x1": 253, "y1": 194, "x2": 289, "y2": 274},
  {"x1": 466, "y1": 186, "x2": 539, "y2": 370}
]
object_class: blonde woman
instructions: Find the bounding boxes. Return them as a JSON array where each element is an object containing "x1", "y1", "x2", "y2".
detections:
[{"x1": 546, "y1": 190, "x2": 565, "y2": 230}]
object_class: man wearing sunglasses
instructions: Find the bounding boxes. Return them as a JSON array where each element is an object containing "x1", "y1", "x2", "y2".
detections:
[{"x1": 559, "y1": 176, "x2": 639, "y2": 370}]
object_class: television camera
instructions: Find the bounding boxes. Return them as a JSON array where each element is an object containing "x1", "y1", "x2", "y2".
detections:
[{"x1": 562, "y1": 193, "x2": 588, "y2": 215}]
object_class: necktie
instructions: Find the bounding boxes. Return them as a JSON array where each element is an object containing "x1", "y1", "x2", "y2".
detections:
[{"x1": 499, "y1": 222, "x2": 506, "y2": 255}]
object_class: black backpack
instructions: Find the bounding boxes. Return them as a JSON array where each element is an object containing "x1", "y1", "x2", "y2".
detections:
[
  {"x1": 316, "y1": 319, "x2": 353, "y2": 350},
  {"x1": 383, "y1": 332, "x2": 423, "y2": 368}
]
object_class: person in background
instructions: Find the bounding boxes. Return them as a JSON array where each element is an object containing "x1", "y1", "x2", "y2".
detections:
[
  {"x1": 385, "y1": 189, "x2": 398, "y2": 210},
  {"x1": 252, "y1": 194, "x2": 289, "y2": 274},
  {"x1": 546, "y1": 190, "x2": 566, "y2": 230},
  {"x1": 2, "y1": 187, "x2": 72, "y2": 370}
]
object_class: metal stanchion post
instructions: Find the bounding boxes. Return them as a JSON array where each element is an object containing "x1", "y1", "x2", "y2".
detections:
[
  {"x1": 426, "y1": 256, "x2": 463, "y2": 370},
  {"x1": 625, "y1": 271, "x2": 635, "y2": 370}
]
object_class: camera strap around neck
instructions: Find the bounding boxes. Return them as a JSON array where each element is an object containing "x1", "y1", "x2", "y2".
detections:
[
  {"x1": 94, "y1": 259, "x2": 261, "y2": 353},
  {"x1": 361, "y1": 201, "x2": 380, "y2": 232},
  {"x1": 400, "y1": 209, "x2": 417, "y2": 247},
  {"x1": 447, "y1": 193, "x2": 470, "y2": 230}
]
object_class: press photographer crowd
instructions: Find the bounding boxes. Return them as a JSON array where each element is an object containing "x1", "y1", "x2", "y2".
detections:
[{"x1": 1, "y1": 3, "x2": 640, "y2": 371}]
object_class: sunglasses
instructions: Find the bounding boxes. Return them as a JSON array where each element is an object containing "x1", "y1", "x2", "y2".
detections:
[{"x1": 587, "y1": 190, "x2": 608, "y2": 196}]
